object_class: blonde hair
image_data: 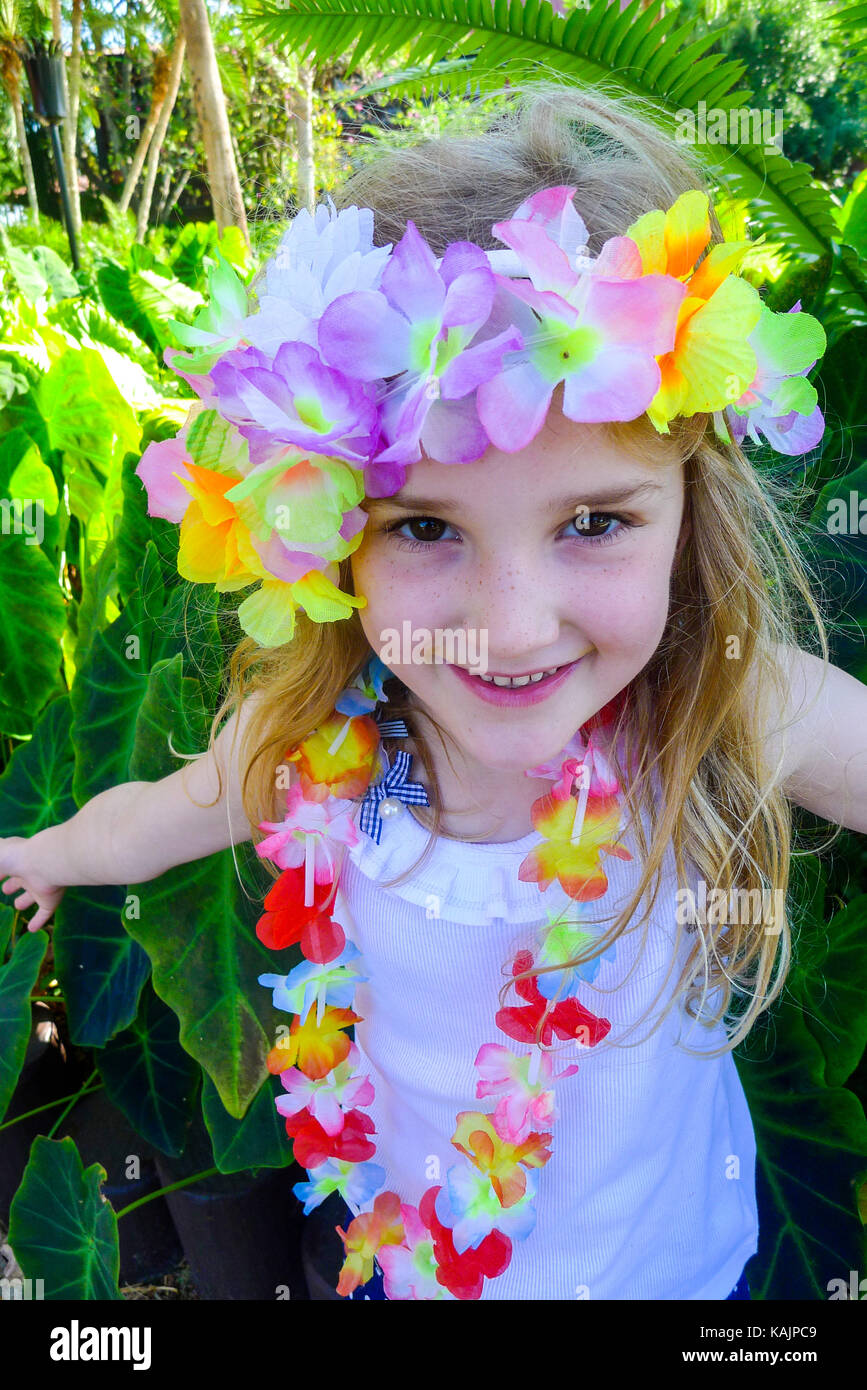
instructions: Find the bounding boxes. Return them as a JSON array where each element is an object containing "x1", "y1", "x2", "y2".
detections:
[{"x1": 193, "y1": 77, "x2": 841, "y2": 1062}]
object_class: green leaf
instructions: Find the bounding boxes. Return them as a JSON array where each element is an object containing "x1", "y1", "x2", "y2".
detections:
[
  {"x1": 124, "y1": 840, "x2": 300, "y2": 1118},
  {"x1": 0, "y1": 695, "x2": 77, "y2": 839},
  {"x1": 808, "y1": 458, "x2": 867, "y2": 680},
  {"x1": 96, "y1": 258, "x2": 204, "y2": 358},
  {"x1": 0, "y1": 427, "x2": 62, "y2": 557},
  {"x1": 202, "y1": 1070, "x2": 295, "y2": 1173},
  {"x1": 69, "y1": 542, "x2": 170, "y2": 805},
  {"x1": 71, "y1": 537, "x2": 120, "y2": 675},
  {"x1": 116, "y1": 446, "x2": 178, "y2": 607},
  {"x1": 734, "y1": 857, "x2": 867, "y2": 1299},
  {"x1": 0, "y1": 905, "x2": 48, "y2": 1122},
  {"x1": 128, "y1": 652, "x2": 211, "y2": 776},
  {"x1": 8, "y1": 1135, "x2": 122, "y2": 1299},
  {"x1": 97, "y1": 979, "x2": 199, "y2": 1158},
  {"x1": 53, "y1": 882, "x2": 151, "y2": 1048},
  {"x1": 37, "y1": 347, "x2": 140, "y2": 480},
  {"x1": 4, "y1": 244, "x2": 50, "y2": 303},
  {"x1": 8, "y1": 443, "x2": 60, "y2": 516},
  {"x1": 0, "y1": 499, "x2": 67, "y2": 730},
  {"x1": 31, "y1": 246, "x2": 81, "y2": 301}
]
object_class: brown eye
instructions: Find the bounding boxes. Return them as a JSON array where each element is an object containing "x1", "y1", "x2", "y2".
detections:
[
  {"x1": 384, "y1": 516, "x2": 459, "y2": 551},
  {"x1": 406, "y1": 518, "x2": 447, "y2": 543}
]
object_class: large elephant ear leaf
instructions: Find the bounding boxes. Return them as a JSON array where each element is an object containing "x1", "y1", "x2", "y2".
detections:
[
  {"x1": 0, "y1": 694, "x2": 77, "y2": 839},
  {"x1": 7, "y1": 1135, "x2": 122, "y2": 1299},
  {"x1": 0, "y1": 430, "x2": 67, "y2": 736},
  {"x1": 123, "y1": 840, "x2": 298, "y2": 1119},
  {"x1": 69, "y1": 541, "x2": 172, "y2": 805},
  {"x1": 734, "y1": 855, "x2": 867, "y2": 1299},
  {"x1": 53, "y1": 882, "x2": 151, "y2": 1049},
  {"x1": 201, "y1": 1069, "x2": 295, "y2": 1174},
  {"x1": 0, "y1": 904, "x2": 48, "y2": 1123},
  {"x1": 97, "y1": 978, "x2": 200, "y2": 1158}
]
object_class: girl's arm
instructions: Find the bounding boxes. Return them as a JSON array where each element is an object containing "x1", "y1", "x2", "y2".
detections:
[
  {"x1": 758, "y1": 646, "x2": 867, "y2": 833},
  {"x1": 0, "y1": 691, "x2": 282, "y2": 930}
]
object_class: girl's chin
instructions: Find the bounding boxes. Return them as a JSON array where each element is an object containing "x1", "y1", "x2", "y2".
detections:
[{"x1": 426, "y1": 724, "x2": 586, "y2": 773}]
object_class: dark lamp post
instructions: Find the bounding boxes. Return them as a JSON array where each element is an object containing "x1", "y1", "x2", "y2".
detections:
[{"x1": 19, "y1": 38, "x2": 81, "y2": 272}]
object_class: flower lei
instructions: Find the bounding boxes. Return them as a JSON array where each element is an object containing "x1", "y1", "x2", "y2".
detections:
[
  {"x1": 254, "y1": 658, "x2": 632, "y2": 1300},
  {"x1": 135, "y1": 185, "x2": 827, "y2": 652}
]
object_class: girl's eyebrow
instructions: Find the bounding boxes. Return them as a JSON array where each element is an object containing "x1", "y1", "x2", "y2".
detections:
[{"x1": 367, "y1": 479, "x2": 667, "y2": 512}]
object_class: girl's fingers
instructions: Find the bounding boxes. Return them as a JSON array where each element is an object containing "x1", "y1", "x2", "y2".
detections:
[
  {"x1": 14, "y1": 891, "x2": 34, "y2": 909},
  {"x1": 27, "y1": 910, "x2": 49, "y2": 932},
  {"x1": 1, "y1": 878, "x2": 23, "y2": 894}
]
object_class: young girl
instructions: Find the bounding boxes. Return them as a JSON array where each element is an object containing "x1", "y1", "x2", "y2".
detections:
[{"x1": 3, "y1": 80, "x2": 867, "y2": 1302}]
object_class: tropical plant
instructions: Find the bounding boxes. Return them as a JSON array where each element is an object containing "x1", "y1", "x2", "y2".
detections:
[{"x1": 245, "y1": 0, "x2": 867, "y2": 343}]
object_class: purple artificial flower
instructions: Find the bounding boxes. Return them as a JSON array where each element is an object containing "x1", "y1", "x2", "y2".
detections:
[
  {"x1": 317, "y1": 221, "x2": 523, "y2": 466},
  {"x1": 208, "y1": 340, "x2": 380, "y2": 466}
]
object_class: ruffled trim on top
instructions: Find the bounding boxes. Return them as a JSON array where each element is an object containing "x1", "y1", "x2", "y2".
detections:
[{"x1": 346, "y1": 802, "x2": 584, "y2": 926}]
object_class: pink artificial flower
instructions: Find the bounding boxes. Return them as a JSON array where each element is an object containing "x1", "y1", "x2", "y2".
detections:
[
  {"x1": 256, "y1": 783, "x2": 360, "y2": 877},
  {"x1": 474, "y1": 1042, "x2": 576, "y2": 1141},
  {"x1": 475, "y1": 187, "x2": 686, "y2": 451},
  {"x1": 276, "y1": 1042, "x2": 375, "y2": 1136},
  {"x1": 377, "y1": 1202, "x2": 455, "y2": 1299}
]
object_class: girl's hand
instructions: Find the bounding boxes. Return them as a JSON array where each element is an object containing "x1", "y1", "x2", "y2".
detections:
[{"x1": 0, "y1": 836, "x2": 66, "y2": 932}]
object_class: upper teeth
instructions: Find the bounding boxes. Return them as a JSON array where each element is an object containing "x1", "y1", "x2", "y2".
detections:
[{"x1": 476, "y1": 666, "x2": 562, "y2": 687}]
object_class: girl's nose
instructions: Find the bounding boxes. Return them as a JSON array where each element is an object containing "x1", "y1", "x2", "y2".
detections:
[{"x1": 459, "y1": 558, "x2": 562, "y2": 658}]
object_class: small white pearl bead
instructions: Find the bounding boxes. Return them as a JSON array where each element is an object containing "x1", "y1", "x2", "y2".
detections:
[{"x1": 379, "y1": 796, "x2": 404, "y2": 818}]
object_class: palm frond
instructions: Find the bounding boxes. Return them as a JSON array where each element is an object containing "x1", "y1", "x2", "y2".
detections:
[{"x1": 241, "y1": 0, "x2": 867, "y2": 332}]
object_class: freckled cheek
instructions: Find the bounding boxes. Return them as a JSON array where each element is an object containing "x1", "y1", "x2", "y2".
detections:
[
  {"x1": 351, "y1": 553, "x2": 447, "y2": 642},
  {"x1": 569, "y1": 569, "x2": 671, "y2": 647}
]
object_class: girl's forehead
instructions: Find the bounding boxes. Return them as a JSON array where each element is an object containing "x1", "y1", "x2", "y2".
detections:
[{"x1": 406, "y1": 415, "x2": 684, "y2": 498}]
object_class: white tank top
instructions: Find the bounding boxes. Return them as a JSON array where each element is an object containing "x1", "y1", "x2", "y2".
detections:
[{"x1": 331, "y1": 784, "x2": 759, "y2": 1300}]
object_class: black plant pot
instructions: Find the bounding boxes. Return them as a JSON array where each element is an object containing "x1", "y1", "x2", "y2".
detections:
[{"x1": 152, "y1": 1102, "x2": 310, "y2": 1301}]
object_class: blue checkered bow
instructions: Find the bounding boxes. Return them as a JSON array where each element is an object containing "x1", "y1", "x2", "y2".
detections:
[{"x1": 359, "y1": 749, "x2": 429, "y2": 844}]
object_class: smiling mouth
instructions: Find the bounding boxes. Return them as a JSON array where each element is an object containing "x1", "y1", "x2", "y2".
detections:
[
  {"x1": 473, "y1": 663, "x2": 572, "y2": 688},
  {"x1": 452, "y1": 656, "x2": 590, "y2": 689}
]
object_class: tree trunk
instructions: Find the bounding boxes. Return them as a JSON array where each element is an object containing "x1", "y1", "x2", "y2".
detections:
[
  {"x1": 178, "y1": 0, "x2": 249, "y2": 247},
  {"x1": 135, "y1": 28, "x2": 186, "y2": 243},
  {"x1": 0, "y1": 55, "x2": 41, "y2": 226},
  {"x1": 52, "y1": 0, "x2": 82, "y2": 236},
  {"x1": 117, "y1": 50, "x2": 171, "y2": 216},
  {"x1": 290, "y1": 63, "x2": 315, "y2": 214},
  {"x1": 154, "y1": 162, "x2": 172, "y2": 223},
  {"x1": 160, "y1": 167, "x2": 191, "y2": 222}
]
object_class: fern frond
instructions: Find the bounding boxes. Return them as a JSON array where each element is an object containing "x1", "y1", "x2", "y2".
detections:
[{"x1": 242, "y1": 0, "x2": 867, "y2": 328}]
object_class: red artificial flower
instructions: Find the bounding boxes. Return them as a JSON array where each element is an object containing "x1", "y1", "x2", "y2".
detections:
[
  {"x1": 495, "y1": 950, "x2": 611, "y2": 1047},
  {"x1": 284, "y1": 1105, "x2": 376, "y2": 1168},
  {"x1": 418, "y1": 1186, "x2": 511, "y2": 1299},
  {"x1": 256, "y1": 862, "x2": 346, "y2": 962}
]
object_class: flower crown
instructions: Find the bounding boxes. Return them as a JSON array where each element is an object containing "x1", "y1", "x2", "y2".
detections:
[{"x1": 136, "y1": 185, "x2": 827, "y2": 649}]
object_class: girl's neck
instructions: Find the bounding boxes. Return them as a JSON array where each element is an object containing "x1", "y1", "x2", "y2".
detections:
[{"x1": 400, "y1": 734, "x2": 557, "y2": 844}]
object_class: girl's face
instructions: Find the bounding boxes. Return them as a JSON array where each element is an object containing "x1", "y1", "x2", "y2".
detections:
[{"x1": 351, "y1": 403, "x2": 689, "y2": 792}]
